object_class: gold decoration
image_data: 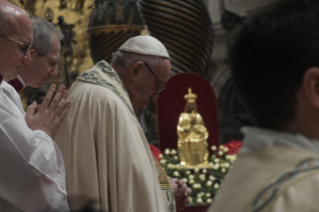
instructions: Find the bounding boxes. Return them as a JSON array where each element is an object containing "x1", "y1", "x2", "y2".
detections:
[{"x1": 177, "y1": 88, "x2": 209, "y2": 168}]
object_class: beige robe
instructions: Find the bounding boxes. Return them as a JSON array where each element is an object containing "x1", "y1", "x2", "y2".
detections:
[
  {"x1": 55, "y1": 61, "x2": 175, "y2": 212},
  {"x1": 208, "y1": 128, "x2": 319, "y2": 212}
]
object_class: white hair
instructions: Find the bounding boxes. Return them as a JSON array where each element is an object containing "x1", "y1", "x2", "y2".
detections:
[
  {"x1": 31, "y1": 17, "x2": 64, "y2": 55},
  {"x1": 111, "y1": 51, "x2": 165, "y2": 69}
]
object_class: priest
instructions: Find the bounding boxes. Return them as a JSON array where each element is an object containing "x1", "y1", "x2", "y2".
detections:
[
  {"x1": 8, "y1": 17, "x2": 63, "y2": 91},
  {"x1": 0, "y1": 1, "x2": 71, "y2": 211},
  {"x1": 55, "y1": 35, "x2": 190, "y2": 212}
]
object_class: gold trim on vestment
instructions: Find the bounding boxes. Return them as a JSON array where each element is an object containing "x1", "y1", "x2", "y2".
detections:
[{"x1": 152, "y1": 155, "x2": 172, "y2": 190}]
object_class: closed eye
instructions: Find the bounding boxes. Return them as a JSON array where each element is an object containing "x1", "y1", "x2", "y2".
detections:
[{"x1": 20, "y1": 46, "x2": 29, "y2": 52}]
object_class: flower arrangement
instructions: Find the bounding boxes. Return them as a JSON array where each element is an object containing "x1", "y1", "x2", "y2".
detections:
[{"x1": 160, "y1": 140, "x2": 242, "y2": 206}]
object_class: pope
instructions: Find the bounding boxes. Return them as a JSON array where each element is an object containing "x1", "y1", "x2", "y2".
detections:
[{"x1": 55, "y1": 35, "x2": 191, "y2": 212}]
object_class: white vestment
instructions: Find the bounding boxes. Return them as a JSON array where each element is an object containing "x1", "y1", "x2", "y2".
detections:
[
  {"x1": 55, "y1": 61, "x2": 175, "y2": 212},
  {"x1": 0, "y1": 79, "x2": 69, "y2": 212},
  {"x1": 208, "y1": 127, "x2": 319, "y2": 212}
]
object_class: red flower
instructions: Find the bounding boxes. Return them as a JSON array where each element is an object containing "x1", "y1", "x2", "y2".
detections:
[
  {"x1": 149, "y1": 144, "x2": 163, "y2": 161},
  {"x1": 223, "y1": 140, "x2": 242, "y2": 155}
]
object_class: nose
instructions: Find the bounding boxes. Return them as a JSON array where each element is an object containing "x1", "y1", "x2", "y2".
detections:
[
  {"x1": 151, "y1": 92, "x2": 159, "y2": 101},
  {"x1": 22, "y1": 51, "x2": 32, "y2": 64},
  {"x1": 49, "y1": 66, "x2": 58, "y2": 78}
]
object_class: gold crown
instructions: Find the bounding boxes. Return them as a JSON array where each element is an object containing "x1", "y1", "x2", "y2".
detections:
[{"x1": 184, "y1": 88, "x2": 197, "y2": 102}]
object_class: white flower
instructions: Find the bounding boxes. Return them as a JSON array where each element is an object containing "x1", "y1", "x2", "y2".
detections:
[
  {"x1": 197, "y1": 198, "x2": 203, "y2": 204},
  {"x1": 224, "y1": 162, "x2": 230, "y2": 168},
  {"x1": 189, "y1": 197, "x2": 193, "y2": 203},
  {"x1": 173, "y1": 171, "x2": 180, "y2": 177},
  {"x1": 218, "y1": 151, "x2": 224, "y2": 156},
  {"x1": 189, "y1": 175, "x2": 195, "y2": 179},
  {"x1": 226, "y1": 155, "x2": 237, "y2": 162},
  {"x1": 171, "y1": 149, "x2": 177, "y2": 155},
  {"x1": 206, "y1": 193, "x2": 211, "y2": 197},
  {"x1": 213, "y1": 163, "x2": 220, "y2": 170},
  {"x1": 174, "y1": 156, "x2": 178, "y2": 160},
  {"x1": 159, "y1": 154, "x2": 163, "y2": 159},
  {"x1": 164, "y1": 149, "x2": 170, "y2": 155},
  {"x1": 189, "y1": 179, "x2": 195, "y2": 184},
  {"x1": 206, "y1": 180, "x2": 213, "y2": 187},
  {"x1": 160, "y1": 159, "x2": 166, "y2": 164},
  {"x1": 199, "y1": 174, "x2": 206, "y2": 181},
  {"x1": 219, "y1": 145, "x2": 224, "y2": 150},
  {"x1": 214, "y1": 183, "x2": 219, "y2": 189},
  {"x1": 202, "y1": 169, "x2": 207, "y2": 174},
  {"x1": 223, "y1": 147, "x2": 229, "y2": 153},
  {"x1": 211, "y1": 145, "x2": 217, "y2": 151},
  {"x1": 167, "y1": 164, "x2": 174, "y2": 169},
  {"x1": 206, "y1": 198, "x2": 212, "y2": 203},
  {"x1": 186, "y1": 170, "x2": 191, "y2": 175},
  {"x1": 193, "y1": 183, "x2": 202, "y2": 189},
  {"x1": 183, "y1": 178, "x2": 188, "y2": 183},
  {"x1": 221, "y1": 168, "x2": 226, "y2": 173},
  {"x1": 197, "y1": 193, "x2": 203, "y2": 198},
  {"x1": 175, "y1": 164, "x2": 181, "y2": 169},
  {"x1": 194, "y1": 167, "x2": 200, "y2": 173},
  {"x1": 209, "y1": 175, "x2": 215, "y2": 181},
  {"x1": 214, "y1": 158, "x2": 220, "y2": 163}
]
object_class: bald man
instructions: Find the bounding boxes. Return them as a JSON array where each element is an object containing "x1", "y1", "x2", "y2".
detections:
[
  {"x1": 0, "y1": 1, "x2": 70, "y2": 211},
  {"x1": 0, "y1": 0, "x2": 32, "y2": 80}
]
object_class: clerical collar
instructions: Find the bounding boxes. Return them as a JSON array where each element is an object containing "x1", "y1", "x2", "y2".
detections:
[
  {"x1": 8, "y1": 75, "x2": 25, "y2": 92},
  {"x1": 240, "y1": 127, "x2": 319, "y2": 154}
]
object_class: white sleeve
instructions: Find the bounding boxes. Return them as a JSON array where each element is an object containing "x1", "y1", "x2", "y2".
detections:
[{"x1": 0, "y1": 100, "x2": 68, "y2": 212}]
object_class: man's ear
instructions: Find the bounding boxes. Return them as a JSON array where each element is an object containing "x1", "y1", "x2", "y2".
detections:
[
  {"x1": 129, "y1": 61, "x2": 144, "y2": 82},
  {"x1": 302, "y1": 67, "x2": 319, "y2": 109},
  {"x1": 29, "y1": 49, "x2": 36, "y2": 58}
]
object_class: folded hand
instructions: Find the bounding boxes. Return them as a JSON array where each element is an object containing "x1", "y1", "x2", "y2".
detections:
[{"x1": 25, "y1": 84, "x2": 71, "y2": 139}]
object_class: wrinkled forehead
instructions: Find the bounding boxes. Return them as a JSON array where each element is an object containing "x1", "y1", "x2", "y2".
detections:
[
  {"x1": 157, "y1": 58, "x2": 171, "y2": 82},
  {"x1": 49, "y1": 34, "x2": 61, "y2": 56}
]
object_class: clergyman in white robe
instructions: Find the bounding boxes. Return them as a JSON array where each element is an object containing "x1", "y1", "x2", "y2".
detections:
[
  {"x1": 55, "y1": 61, "x2": 176, "y2": 212},
  {"x1": 0, "y1": 78, "x2": 69, "y2": 212}
]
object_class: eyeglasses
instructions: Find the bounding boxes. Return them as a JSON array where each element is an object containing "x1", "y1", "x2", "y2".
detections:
[
  {"x1": 0, "y1": 34, "x2": 32, "y2": 54},
  {"x1": 35, "y1": 50, "x2": 58, "y2": 68},
  {"x1": 143, "y1": 62, "x2": 166, "y2": 93}
]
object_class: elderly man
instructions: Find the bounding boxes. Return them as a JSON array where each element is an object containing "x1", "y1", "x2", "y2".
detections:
[
  {"x1": 0, "y1": 1, "x2": 71, "y2": 211},
  {"x1": 208, "y1": 0, "x2": 319, "y2": 211},
  {"x1": 9, "y1": 17, "x2": 62, "y2": 91},
  {"x1": 56, "y1": 35, "x2": 190, "y2": 212}
]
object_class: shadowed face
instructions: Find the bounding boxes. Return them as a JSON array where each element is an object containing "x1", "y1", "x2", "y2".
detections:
[
  {"x1": 128, "y1": 58, "x2": 171, "y2": 112},
  {"x1": 21, "y1": 34, "x2": 60, "y2": 88}
]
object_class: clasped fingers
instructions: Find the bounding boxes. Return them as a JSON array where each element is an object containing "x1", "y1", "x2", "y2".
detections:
[{"x1": 54, "y1": 90, "x2": 68, "y2": 116}]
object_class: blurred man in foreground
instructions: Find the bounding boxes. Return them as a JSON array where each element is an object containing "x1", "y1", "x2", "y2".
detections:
[{"x1": 208, "y1": 0, "x2": 319, "y2": 211}]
